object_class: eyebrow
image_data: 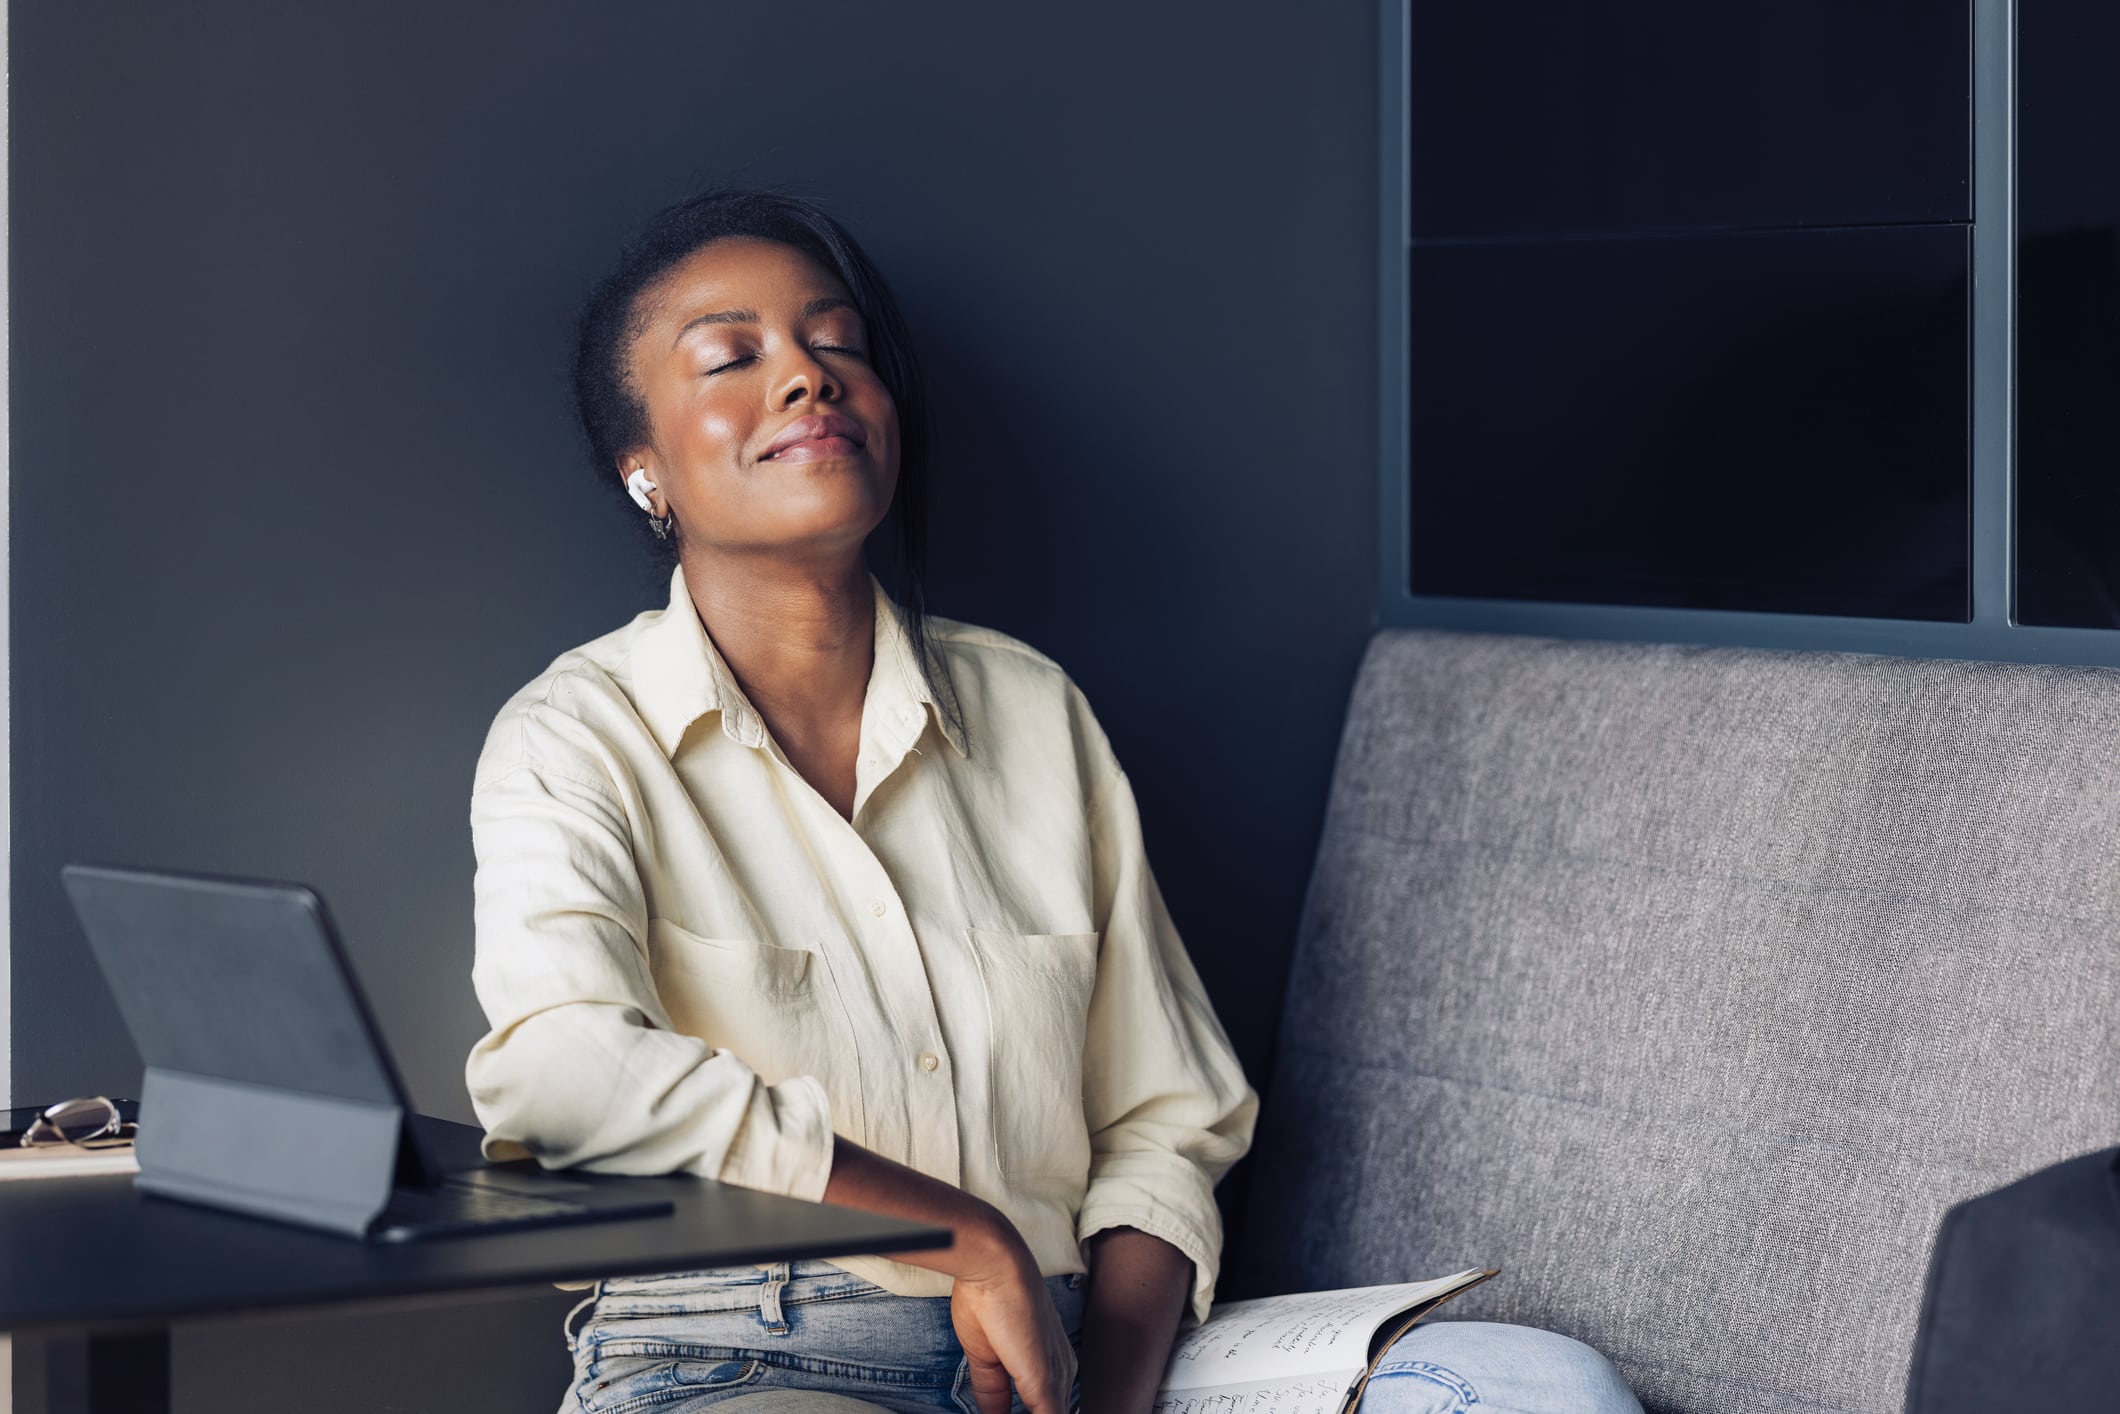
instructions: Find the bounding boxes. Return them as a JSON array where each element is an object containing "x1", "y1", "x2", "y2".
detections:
[{"x1": 671, "y1": 296, "x2": 856, "y2": 348}]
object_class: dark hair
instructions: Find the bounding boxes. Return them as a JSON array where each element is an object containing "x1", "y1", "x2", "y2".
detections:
[{"x1": 573, "y1": 189, "x2": 957, "y2": 735}]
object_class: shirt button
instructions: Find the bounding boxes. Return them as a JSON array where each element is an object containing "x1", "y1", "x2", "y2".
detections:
[
  {"x1": 868, "y1": 898, "x2": 888, "y2": 918},
  {"x1": 918, "y1": 1052, "x2": 940, "y2": 1072}
]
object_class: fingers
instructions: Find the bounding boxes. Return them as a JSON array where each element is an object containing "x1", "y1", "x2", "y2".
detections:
[
  {"x1": 1016, "y1": 1347, "x2": 1074, "y2": 1414},
  {"x1": 967, "y1": 1343, "x2": 1070, "y2": 1414},
  {"x1": 1021, "y1": 1348, "x2": 1076, "y2": 1407},
  {"x1": 965, "y1": 1352, "x2": 1015, "y2": 1414},
  {"x1": 1019, "y1": 1380, "x2": 1068, "y2": 1414},
  {"x1": 950, "y1": 1274, "x2": 1075, "y2": 1414}
]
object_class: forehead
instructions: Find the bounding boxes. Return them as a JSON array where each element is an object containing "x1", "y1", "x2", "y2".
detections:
[{"x1": 635, "y1": 237, "x2": 853, "y2": 332}]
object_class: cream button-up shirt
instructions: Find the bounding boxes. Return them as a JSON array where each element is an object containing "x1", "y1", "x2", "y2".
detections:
[{"x1": 465, "y1": 568, "x2": 1258, "y2": 1324}]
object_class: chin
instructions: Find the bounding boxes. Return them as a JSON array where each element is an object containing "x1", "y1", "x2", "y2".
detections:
[{"x1": 757, "y1": 498, "x2": 893, "y2": 555}]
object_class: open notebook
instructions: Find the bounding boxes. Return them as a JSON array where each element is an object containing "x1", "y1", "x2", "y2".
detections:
[{"x1": 1154, "y1": 1269, "x2": 1498, "y2": 1414}]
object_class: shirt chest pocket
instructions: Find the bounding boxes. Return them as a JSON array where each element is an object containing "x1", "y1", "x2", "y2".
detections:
[
  {"x1": 645, "y1": 919, "x2": 852, "y2": 1091},
  {"x1": 965, "y1": 926, "x2": 1100, "y2": 1181}
]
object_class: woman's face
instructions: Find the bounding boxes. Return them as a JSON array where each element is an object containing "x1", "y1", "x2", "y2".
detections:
[{"x1": 621, "y1": 237, "x2": 900, "y2": 564}]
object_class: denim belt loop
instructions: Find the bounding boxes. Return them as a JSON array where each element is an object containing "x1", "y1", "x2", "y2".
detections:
[
  {"x1": 758, "y1": 1261, "x2": 792, "y2": 1335},
  {"x1": 562, "y1": 1279, "x2": 605, "y2": 1354}
]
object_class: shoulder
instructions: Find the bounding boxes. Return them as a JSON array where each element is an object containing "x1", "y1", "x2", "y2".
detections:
[
  {"x1": 472, "y1": 608, "x2": 663, "y2": 795},
  {"x1": 922, "y1": 614, "x2": 1118, "y2": 782},
  {"x1": 924, "y1": 614, "x2": 1069, "y2": 684}
]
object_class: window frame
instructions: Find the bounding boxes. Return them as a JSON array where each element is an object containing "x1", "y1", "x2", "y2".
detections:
[{"x1": 1377, "y1": 0, "x2": 2120, "y2": 666}]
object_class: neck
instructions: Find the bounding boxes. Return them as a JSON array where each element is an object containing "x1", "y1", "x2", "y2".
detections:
[{"x1": 677, "y1": 549, "x2": 877, "y2": 730}]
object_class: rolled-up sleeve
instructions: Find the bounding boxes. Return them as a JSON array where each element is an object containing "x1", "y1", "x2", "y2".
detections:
[
  {"x1": 464, "y1": 719, "x2": 834, "y2": 1202},
  {"x1": 1076, "y1": 758, "x2": 1260, "y2": 1328}
]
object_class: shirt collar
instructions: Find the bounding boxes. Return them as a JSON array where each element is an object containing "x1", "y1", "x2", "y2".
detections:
[
  {"x1": 633, "y1": 565, "x2": 966, "y2": 760},
  {"x1": 870, "y1": 575, "x2": 968, "y2": 759}
]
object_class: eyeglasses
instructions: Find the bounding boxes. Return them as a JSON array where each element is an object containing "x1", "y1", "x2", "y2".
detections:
[{"x1": 20, "y1": 1096, "x2": 136, "y2": 1150}]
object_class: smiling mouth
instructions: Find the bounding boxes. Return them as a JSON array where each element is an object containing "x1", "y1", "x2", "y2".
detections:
[
  {"x1": 763, "y1": 415, "x2": 867, "y2": 460},
  {"x1": 765, "y1": 438, "x2": 864, "y2": 466}
]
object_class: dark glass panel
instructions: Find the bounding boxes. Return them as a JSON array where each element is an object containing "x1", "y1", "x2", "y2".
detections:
[
  {"x1": 2014, "y1": 1, "x2": 2120, "y2": 628},
  {"x1": 1409, "y1": 226, "x2": 1970, "y2": 618},
  {"x1": 1408, "y1": 2, "x2": 1969, "y2": 238}
]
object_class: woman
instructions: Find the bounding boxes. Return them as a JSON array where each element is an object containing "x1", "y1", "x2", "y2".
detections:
[{"x1": 465, "y1": 190, "x2": 1641, "y2": 1414}]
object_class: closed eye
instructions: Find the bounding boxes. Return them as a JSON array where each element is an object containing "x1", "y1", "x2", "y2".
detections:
[{"x1": 704, "y1": 355, "x2": 756, "y2": 375}]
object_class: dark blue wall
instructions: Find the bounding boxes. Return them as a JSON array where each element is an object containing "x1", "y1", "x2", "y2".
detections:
[{"x1": 11, "y1": 5, "x2": 1380, "y2": 1408}]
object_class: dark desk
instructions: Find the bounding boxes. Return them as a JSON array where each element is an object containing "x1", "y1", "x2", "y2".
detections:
[{"x1": 2, "y1": 1116, "x2": 949, "y2": 1414}]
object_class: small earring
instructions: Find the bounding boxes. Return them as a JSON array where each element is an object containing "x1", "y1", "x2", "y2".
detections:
[{"x1": 650, "y1": 513, "x2": 673, "y2": 541}]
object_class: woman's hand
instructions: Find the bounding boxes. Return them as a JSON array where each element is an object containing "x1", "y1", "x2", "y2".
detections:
[
  {"x1": 818, "y1": 1136, "x2": 1075, "y2": 1410},
  {"x1": 950, "y1": 1223, "x2": 1078, "y2": 1413}
]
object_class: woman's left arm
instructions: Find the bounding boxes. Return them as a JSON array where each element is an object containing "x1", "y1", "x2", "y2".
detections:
[
  {"x1": 1073, "y1": 742, "x2": 1259, "y2": 1359},
  {"x1": 1079, "y1": 1225, "x2": 1195, "y2": 1413}
]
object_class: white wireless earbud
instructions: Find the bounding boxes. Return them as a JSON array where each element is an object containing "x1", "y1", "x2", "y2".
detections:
[{"x1": 625, "y1": 468, "x2": 659, "y2": 514}]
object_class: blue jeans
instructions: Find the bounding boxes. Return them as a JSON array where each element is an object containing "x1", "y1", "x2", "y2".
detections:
[
  {"x1": 1362, "y1": 1321, "x2": 1642, "y2": 1413},
  {"x1": 560, "y1": 1259, "x2": 1640, "y2": 1413}
]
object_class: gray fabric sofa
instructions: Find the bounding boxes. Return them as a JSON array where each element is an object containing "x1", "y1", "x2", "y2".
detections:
[{"x1": 1238, "y1": 630, "x2": 2120, "y2": 1414}]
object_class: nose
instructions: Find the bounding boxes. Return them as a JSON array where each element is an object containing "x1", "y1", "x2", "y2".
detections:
[{"x1": 771, "y1": 343, "x2": 840, "y2": 409}]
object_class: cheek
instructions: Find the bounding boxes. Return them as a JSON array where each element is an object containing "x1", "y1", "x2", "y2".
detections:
[
  {"x1": 866, "y1": 388, "x2": 904, "y2": 465},
  {"x1": 680, "y1": 396, "x2": 750, "y2": 460}
]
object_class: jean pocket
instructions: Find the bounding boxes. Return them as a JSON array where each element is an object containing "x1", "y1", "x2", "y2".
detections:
[
  {"x1": 579, "y1": 1351, "x2": 763, "y2": 1413},
  {"x1": 598, "y1": 1265, "x2": 771, "y2": 1317}
]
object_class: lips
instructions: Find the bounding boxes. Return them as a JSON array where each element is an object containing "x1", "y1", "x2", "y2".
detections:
[{"x1": 761, "y1": 413, "x2": 867, "y2": 460}]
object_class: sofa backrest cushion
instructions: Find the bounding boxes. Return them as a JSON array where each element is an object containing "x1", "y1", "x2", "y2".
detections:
[{"x1": 1239, "y1": 630, "x2": 2120, "y2": 1414}]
